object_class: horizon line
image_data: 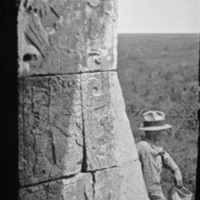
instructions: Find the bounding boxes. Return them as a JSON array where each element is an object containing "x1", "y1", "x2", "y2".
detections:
[{"x1": 117, "y1": 32, "x2": 200, "y2": 34}]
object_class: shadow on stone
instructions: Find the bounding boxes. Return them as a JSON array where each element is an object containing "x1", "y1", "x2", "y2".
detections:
[{"x1": 0, "y1": 1, "x2": 19, "y2": 199}]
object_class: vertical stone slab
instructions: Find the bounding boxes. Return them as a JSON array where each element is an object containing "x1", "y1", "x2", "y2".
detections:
[
  {"x1": 82, "y1": 71, "x2": 149, "y2": 199},
  {"x1": 81, "y1": 72, "x2": 116, "y2": 170},
  {"x1": 85, "y1": 0, "x2": 118, "y2": 72},
  {"x1": 110, "y1": 72, "x2": 139, "y2": 165},
  {"x1": 20, "y1": 75, "x2": 83, "y2": 186},
  {"x1": 81, "y1": 71, "x2": 140, "y2": 168},
  {"x1": 109, "y1": 72, "x2": 148, "y2": 199},
  {"x1": 18, "y1": 0, "x2": 149, "y2": 199}
]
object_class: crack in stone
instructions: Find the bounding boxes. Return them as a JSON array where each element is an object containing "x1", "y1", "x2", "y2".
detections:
[
  {"x1": 91, "y1": 172, "x2": 96, "y2": 200},
  {"x1": 81, "y1": 129, "x2": 88, "y2": 172},
  {"x1": 87, "y1": 165, "x2": 118, "y2": 173},
  {"x1": 84, "y1": 191, "x2": 90, "y2": 200},
  {"x1": 51, "y1": 134, "x2": 57, "y2": 165},
  {"x1": 19, "y1": 69, "x2": 117, "y2": 78},
  {"x1": 21, "y1": 173, "x2": 79, "y2": 189},
  {"x1": 80, "y1": 75, "x2": 88, "y2": 172}
]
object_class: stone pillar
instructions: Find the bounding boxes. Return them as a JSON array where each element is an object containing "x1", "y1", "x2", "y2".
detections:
[{"x1": 18, "y1": 0, "x2": 148, "y2": 199}]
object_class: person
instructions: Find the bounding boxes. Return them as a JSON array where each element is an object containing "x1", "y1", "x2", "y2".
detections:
[{"x1": 136, "y1": 110, "x2": 183, "y2": 200}]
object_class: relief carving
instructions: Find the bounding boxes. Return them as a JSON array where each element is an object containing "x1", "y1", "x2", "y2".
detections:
[
  {"x1": 85, "y1": 0, "x2": 117, "y2": 71},
  {"x1": 18, "y1": 0, "x2": 148, "y2": 199},
  {"x1": 19, "y1": 75, "x2": 83, "y2": 186},
  {"x1": 82, "y1": 72, "x2": 116, "y2": 170},
  {"x1": 18, "y1": 0, "x2": 117, "y2": 75},
  {"x1": 19, "y1": 0, "x2": 87, "y2": 75}
]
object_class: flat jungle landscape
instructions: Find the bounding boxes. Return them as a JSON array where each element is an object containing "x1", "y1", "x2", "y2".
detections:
[{"x1": 117, "y1": 34, "x2": 199, "y2": 199}]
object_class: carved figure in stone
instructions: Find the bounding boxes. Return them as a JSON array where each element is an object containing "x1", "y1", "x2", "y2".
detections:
[{"x1": 136, "y1": 111, "x2": 183, "y2": 200}]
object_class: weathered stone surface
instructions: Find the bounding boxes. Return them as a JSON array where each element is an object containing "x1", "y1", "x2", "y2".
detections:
[
  {"x1": 19, "y1": 75, "x2": 83, "y2": 186},
  {"x1": 94, "y1": 162, "x2": 148, "y2": 200},
  {"x1": 18, "y1": 0, "x2": 86, "y2": 75},
  {"x1": 19, "y1": 173, "x2": 93, "y2": 200},
  {"x1": 94, "y1": 167, "x2": 122, "y2": 200},
  {"x1": 81, "y1": 72, "x2": 116, "y2": 170},
  {"x1": 81, "y1": 71, "x2": 140, "y2": 170},
  {"x1": 18, "y1": 0, "x2": 117, "y2": 76},
  {"x1": 119, "y1": 160, "x2": 149, "y2": 200},
  {"x1": 18, "y1": 0, "x2": 149, "y2": 199},
  {"x1": 108, "y1": 72, "x2": 148, "y2": 199},
  {"x1": 81, "y1": 71, "x2": 148, "y2": 199},
  {"x1": 85, "y1": 0, "x2": 118, "y2": 72},
  {"x1": 62, "y1": 173, "x2": 93, "y2": 200},
  {"x1": 110, "y1": 71, "x2": 139, "y2": 166}
]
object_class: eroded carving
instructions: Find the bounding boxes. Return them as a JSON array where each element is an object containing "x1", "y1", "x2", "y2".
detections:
[
  {"x1": 18, "y1": 0, "x2": 117, "y2": 75},
  {"x1": 19, "y1": 0, "x2": 87, "y2": 75},
  {"x1": 20, "y1": 75, "x2": 82, "y2": 186},
  {"x1": 84, "y1": 0, "x2": 117, "y2": 71},
  {"x1": 18, "y1": 0, "x2": 148, "y2": 199},
  {"x1": 81, "y1": 72, "x2": 116, "y2": 170},
  {"x1": 19, "y1": 174, "x2": 93, "y2": 200}
]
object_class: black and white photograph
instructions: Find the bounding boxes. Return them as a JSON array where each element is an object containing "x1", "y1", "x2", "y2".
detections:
[{"x1": 0, "y1": 0, "x2": 199, "y2": 199}]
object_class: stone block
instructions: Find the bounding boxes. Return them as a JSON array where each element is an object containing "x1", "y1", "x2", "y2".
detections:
[
  {"x1": 118, "y1": 160, "x2": 149, "y2": 200},
  {"x1": 84, "y1": 0, "x2": 118, "y2": 72},
  {"x1": 18, "y1": 0, "x2": 117, "y2": 76},
  {"x1": 81, "y1": 71, "x2": 139, "y2": 171},
  {"x1": 94, "y1": 167, "x2": 122, "y2": 200},
  {"x1": 18, "y1": 0, "x2": 86, "y2": 75},
  {"x1": 110, "y1": 71, "x2": 139, "y2": 165},
  {"x1": 62, "y1": 173, "x2": 93, "y2": 200},
  {"x1": 19, "y1": 173, "x2": 93, "y2": 200},
  {"x1": 94, "y1": 161, "x2": 148, "y2": 200},
  {"x1": 18, "y1": 0, "x2": 149, "y2": 199},
  {"x1": 19, "y1": 75, "x2": 83, "y2": 186},
  {"x1": 81, "y1": 72, "x2": 116, "y2": 170}
]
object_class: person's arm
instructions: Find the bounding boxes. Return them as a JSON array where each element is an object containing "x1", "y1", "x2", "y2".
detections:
[{"x1": 161, "y1": 150, "x2": 183, "y2": 187}]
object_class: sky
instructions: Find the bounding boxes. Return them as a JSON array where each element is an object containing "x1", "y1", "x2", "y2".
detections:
[{"x1": 118, "y1": 0, "x2": 200, "y2": 33}]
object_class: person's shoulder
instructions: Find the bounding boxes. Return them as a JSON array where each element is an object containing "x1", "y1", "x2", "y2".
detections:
[
  {"x1": 136, "y1": 140, "x2": 151, "y2": 152},
  {"x1": 136, "y1": 140, "x2": 149, "y2": 147}
]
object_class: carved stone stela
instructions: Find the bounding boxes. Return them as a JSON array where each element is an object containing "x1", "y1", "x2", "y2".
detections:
[{"x1": 18, "y1": 0, "x2": 148, "y2": 199}]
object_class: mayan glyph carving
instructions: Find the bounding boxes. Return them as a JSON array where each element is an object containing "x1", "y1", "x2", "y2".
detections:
[
  {"x1": 81, "y1": 72, "x2": 116, "y2": 170},
  {"x1": 18, "y1": 0, "x2": 148, "y2": 199},
  {"x1": 19, "y1": 75, "x2": 83, "y2": 186},
  {"x1": 18, "y1": 0, "x2": 117, "y2": 76}
]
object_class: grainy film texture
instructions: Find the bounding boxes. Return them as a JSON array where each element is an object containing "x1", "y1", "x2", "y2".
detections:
[{"x1": 18, "y1": 0, "x2": 148, "y2": 199}]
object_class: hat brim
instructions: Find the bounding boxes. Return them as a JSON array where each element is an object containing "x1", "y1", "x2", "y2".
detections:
[{"x1": 139, "y1": 124, "x2": 172, "y2": 131}]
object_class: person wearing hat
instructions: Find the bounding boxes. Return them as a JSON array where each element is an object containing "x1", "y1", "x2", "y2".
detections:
[{"x1": 136, "y1": 111, "x2": 183, "y2": 200}]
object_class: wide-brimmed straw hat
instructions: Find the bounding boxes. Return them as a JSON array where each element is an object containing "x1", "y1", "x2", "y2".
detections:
[{"x1": 139, "y1": 110, "x2": 172, "y2": 131}]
